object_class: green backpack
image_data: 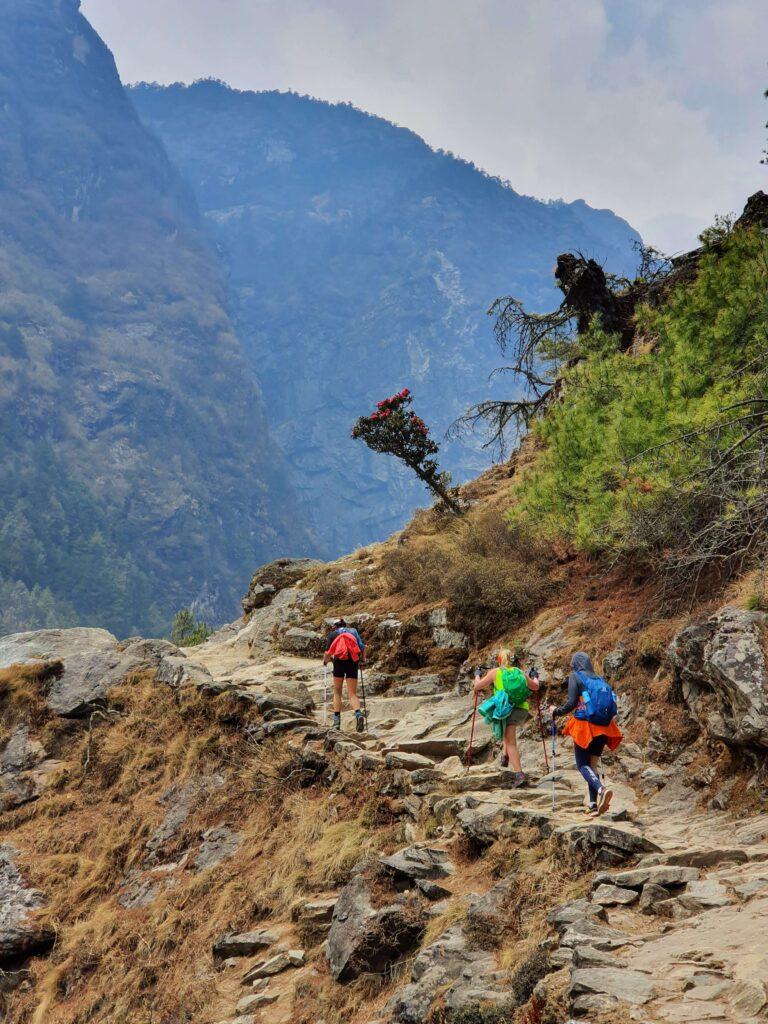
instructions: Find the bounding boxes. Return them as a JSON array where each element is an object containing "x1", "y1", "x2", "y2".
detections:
[{"x1": 496, "y1": 667, "x2": 530, "y2": 707}]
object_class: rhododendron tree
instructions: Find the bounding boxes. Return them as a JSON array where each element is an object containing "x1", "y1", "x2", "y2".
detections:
[{"x1": 352, "y1": 389, "x2": 462, "y2": 513}]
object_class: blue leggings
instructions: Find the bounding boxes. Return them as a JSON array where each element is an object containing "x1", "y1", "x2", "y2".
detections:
[{"x1": 574, "y1": 736, "x2": 608, "y2": 806}]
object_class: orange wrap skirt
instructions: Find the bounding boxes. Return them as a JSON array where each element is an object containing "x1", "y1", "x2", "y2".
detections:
[{"x1": 562, "y1": 714, "x2": 622, "y2": 751}]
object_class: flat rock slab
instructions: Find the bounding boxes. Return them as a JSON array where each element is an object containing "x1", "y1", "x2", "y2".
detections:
[
  {"x1": 571, "y1": 966, "x2": 655, "y2": 1005},
  {"x1": 548, "y1": 899, "x2": 606, "y2": 928},
  {"x1": 379, "y1": 845, "x2": 454, "y2": 882},
  {"x1": 594, "y1": 865, "x2": 700, "y2": 890},
  {"x1": 389, "y1": 738, "x2": 465, "y2": 760},
  {"x1": 292, "y1": 899, "x2": 336, "y2": 924},
  {"x1": 385, "y1": 751, "x2": 435, "y2": 770},
  {"x1": 592, "y1": 883, "x2": 640, "y2": 907},
  {"x1": 560, "y1": 917, "x2": 631, "y2": 951},
  {"x1": 237, "y1": 992, "x2": 279, "y2": 1013},
  {"x1": 213, "y1": 931, "x2": 277, "y2": 958},
  {"x1": 195, "y1": 827, "x2": 241, "y2": 872},
  {"x1": 663, "y1": 847, "x2": 748, "y2": 869},
  {"x1": 677, "y1": 879, "x2": 732, "y2": 911},
  {"x1": 242, "y1": 952, "x2": 296, "y2": 981}
]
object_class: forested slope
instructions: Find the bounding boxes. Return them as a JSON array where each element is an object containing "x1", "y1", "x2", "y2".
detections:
[{"x1": 0, "y1": 0, "x2": 311, "y2": 636}]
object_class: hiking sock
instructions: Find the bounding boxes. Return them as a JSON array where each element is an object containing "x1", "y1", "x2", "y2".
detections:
[
  {"x1": 355, "y1": 709, "x2": 365, "y2": 733},
  {"x1": 332, "y1": 712, "x2": 341, "y2": 729}
]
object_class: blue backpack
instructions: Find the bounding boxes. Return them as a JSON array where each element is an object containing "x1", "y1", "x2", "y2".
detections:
[{"x1": 573, "y1": 671, "x2": 617, "y2": 726}]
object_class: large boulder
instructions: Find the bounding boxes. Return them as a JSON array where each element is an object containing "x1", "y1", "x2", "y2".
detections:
[
  {"x1": 242, "y1": 559, "x2": 322, "y2": 617},
  {"x1": 668, "y1": 606, "x2": 768, "y2": 748},
  {"x1": 280, "y1": 627, "x2": 325, "y2": 657},
  {"x1": 0, "y1": 846, "x2": 54, "y2": 964},
  {"x1": 553, "y1": 823, "x2": 661, "y2": 868},
  {"x1": 428, "y1": 609, "x2": 468, "y2": 653},
  {"x1": 0, "y1": 628, "x2": 146, "y2": 717},
  {"x1": 387, "y1": 922, "x2": 504, "y2": 1024},
  {"x1": 237, "y1": 587, "x2": 316, "y2": 651},
  {"x1": 327, "y1": 874, "x2": 425, "y2": 982},
  {"x1": 379, "y1": 845, "x2": 454, "y2": 885},
  {"x1": 0, "y1": 727, "x2": 63, "y2": 809},
  {"x1": 155, "y1": 655, "x2": 219, "y2": 693}
]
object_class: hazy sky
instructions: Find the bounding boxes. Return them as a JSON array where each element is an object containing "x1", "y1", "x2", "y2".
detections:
[{"x1": 83, "y1": 0, "x2": 767, "y2": 253}]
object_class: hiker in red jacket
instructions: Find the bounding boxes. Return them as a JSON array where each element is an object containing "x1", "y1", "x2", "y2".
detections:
[{"x1": 323, "y1": 618, "x2": 366, "y2": 732}]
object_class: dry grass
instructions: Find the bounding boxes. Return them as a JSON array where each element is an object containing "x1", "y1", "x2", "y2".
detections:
[
  {"x1": 0, "y1": 668, "x2": 402, "y2": 1024},
  {"x1": 0, "y1": 660, "x2": 62, "y2": 733},
  {"x1": 421, "y1": 899, "x2": 468, "y2": 946},
  {"x1": 382, "y1": 509, "x2": 554, "y2": 645}
]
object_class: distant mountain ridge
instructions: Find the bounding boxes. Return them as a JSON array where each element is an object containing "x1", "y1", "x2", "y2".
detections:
[
  {"x1": 0, "y1": 1, "x2": 311, "y2": 635},
  {"x1": 130, "y1": 81, "x2": 642, "y2": 553}
]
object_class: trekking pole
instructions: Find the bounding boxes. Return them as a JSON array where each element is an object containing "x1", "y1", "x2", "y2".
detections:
[
  {"x1": 359, "y1": 663, "x2": 368, "y2": 730},
  {"x1": 550, "y1": 717, "x2": 557, "y2": 813},
  {"x1": 534, "y1": 691, "x2": 550, "y2": 773},
  {"x1": 323, "y1": 663, "x2": 328, "y2": 727},
  {"x1": 466, "y1": 677, "x2": 479, "y2": 768}
]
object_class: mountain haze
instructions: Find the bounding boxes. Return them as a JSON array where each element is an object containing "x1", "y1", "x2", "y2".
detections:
[
  {"x1": 0, "y1": 1, "x2": 311, "y2": 635},
  {"x1": 131, "y1": 81, "x2": 642, "y2": 553}
]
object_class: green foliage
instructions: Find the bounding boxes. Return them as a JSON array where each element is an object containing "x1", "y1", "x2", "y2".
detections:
[
  {"x1": 512, "y1": 227, "x2": 768, "y2": 586},
  {"x1": 170, "y1": 608, "x2": 212, "y2": 647}
]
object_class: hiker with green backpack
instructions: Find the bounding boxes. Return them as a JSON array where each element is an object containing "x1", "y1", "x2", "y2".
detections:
[{"x1": 473, "y1": 649, "x2": 539, "y2": 788}]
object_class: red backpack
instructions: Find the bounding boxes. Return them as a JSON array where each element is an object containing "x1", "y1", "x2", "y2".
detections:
[{"x1": 328, "y1": 630, "x2": 361, "y2": 662}]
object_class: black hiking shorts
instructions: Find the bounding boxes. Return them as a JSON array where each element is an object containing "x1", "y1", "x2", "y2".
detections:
[{"x1": 332, "y1": 657, "x2": 359, "y2": 680}]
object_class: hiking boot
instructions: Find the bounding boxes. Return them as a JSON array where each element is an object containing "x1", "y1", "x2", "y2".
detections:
[
  {"x1": 585, "y1": 804, "x2": 599, "y2": 816},
  {"x1": 500, "y1": 753, "x2": 510, "y2": 769},
  {"x1": 596, "y1": 787, "x2": 613, "y2": 816},
  {"x1": 355, "y1": 711, "x2": 366, "y2": 733},
  {"x1": 510, "y1": 771, "x2": 527, "y2": 789}
]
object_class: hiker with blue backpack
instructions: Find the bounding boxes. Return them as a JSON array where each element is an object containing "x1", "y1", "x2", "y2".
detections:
[
  {"x1": 549, "y1": 651, "x2": 622, "y2": 816},
  {"x1": 473, "y1": 649, "x2": 540, "y2": 788}
]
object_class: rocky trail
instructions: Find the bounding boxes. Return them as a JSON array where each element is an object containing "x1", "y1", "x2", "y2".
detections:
[
  {"x1": 186, "y1": 613, "x2": 768, "y2": 1024},
  {"x1": 1, "y1": 569, "x2": 768, "y2": 1024}
]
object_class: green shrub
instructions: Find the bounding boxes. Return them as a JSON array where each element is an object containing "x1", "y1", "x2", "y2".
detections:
[
  {"x1": 170, "y1": 608, "x2": 212, "y2": 647},
  {"x1": 512, "y1": 227, "x2": 768, "y2": 594}
]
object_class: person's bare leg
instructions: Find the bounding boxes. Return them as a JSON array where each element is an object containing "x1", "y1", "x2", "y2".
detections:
[
  {"x1": 333, "y1": 677, "x2": 344, "y2": 713},
  {"x1": 346, "y1": 677, "x2": 361, "y2": 712},
  {"x1": 505, "y1": 724, "x2": 522, "y2": 772}
]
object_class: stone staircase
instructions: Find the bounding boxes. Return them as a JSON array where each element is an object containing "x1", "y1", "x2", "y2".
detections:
[{"x1": 191, "y1": 644, "x2": 768, "y2": 1024}]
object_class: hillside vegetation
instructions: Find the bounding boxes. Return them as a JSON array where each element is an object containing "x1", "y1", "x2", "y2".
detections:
[{"x1": 513, "y1": 218, "x2": 768, "y2": 597}]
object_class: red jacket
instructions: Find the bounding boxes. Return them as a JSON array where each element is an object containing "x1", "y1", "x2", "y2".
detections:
[{"x1": 327, "y1": 631, "x2": 361, "y2": 661}]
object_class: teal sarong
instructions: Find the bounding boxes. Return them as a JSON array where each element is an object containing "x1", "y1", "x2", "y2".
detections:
[{"x1": 478, "y1": 690, "x2": 512, "y2": 742}]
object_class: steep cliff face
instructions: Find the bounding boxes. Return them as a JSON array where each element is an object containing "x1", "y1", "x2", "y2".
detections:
[
  {"x1": 0, "y1": 1, "x2": 311, "y2": 635},
  {"x1": 130, "y1": 81, "x2": 641, "y2": 554}
]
